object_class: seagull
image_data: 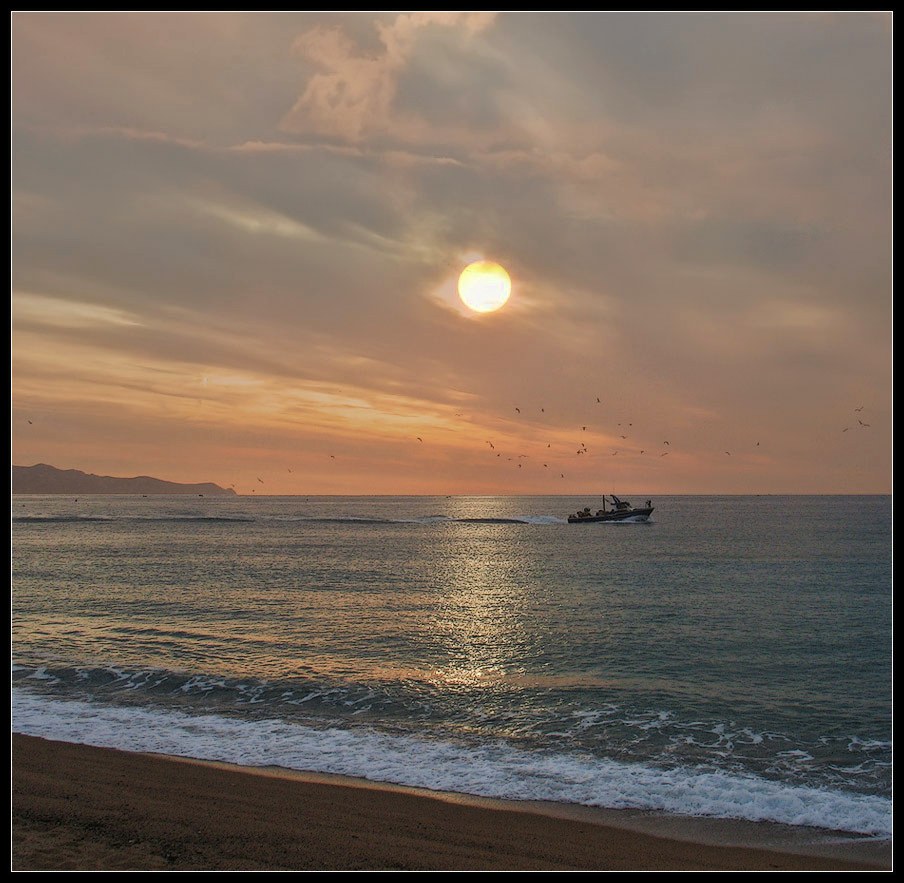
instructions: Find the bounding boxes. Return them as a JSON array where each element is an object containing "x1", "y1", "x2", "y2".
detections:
[
  {"x1": 541, "y1": 408, "x2": 545, "y2": 413},
  {"x1": 257, "y1": 477, "x2": 264, "y2": 483},
  {"x1": 487, "y1": 441, "x2": 495, "y2": 449},
  {"x1": 620, "y1": 435, "x2": 627, "y2": 439},
  {"x1": 612, "y1": 451, "x2": 618, "y2": 456},
  {"x1": 515, "y1": 407, "x2": 521, "y2": 413},
  {"x1": 858, "y1": 420, "x2": 870, "y2": 427},
  {"x1": 663, "y1": 441, "x2": 670, "y2": 445},
  {"x1": 288, "y1": 468, "x2": 292, "y2": 473},
  {"x1": 543, "y1": 463, "x2": 548, "y2": 467},
  {"x1": 855, "y1": 406, "x2": 864, "y2": 412},
  {"x1": 596, "y1": 397, "x2": 601, "y2": 403},
  {"x1": 330, "y1": 455, "x2": 335, "y2": 459},
  {"x1": 582, "y1": 426, "x2": 587, "y2": 431},
  {"x1": 417, "y1": 437, "x2": 423, "y2": 442},
  {"x1": 756, "y1": 442, "x2": 760, "y2": 446},
  {"x1": 640, "y1": 450, "x2": 645, "y2": 454},
  {"x1": 842, "y1": 427, "x2": 850, "y2": 432},
  {"x1": 27, "y1": 420, "x2": 33, "y2": 425},
  {"x1": 725, "y1": 451, "x2": 731, "y2": 456},
  {"x1": 660, "y1": 452, "x2": 669, "y2": 457}
]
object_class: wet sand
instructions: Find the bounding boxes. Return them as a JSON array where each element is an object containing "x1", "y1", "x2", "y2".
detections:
[{"x1": 11, "y1": 734, "x2": 891, "y2": 871}]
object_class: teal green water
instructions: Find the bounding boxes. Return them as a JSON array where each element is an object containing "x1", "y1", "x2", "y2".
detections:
[{"x1": 11, "y1": 495, "x2": 892, "y2": 835}]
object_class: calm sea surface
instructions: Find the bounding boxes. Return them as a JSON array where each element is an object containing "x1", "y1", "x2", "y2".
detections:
[{"x1": 11, "y1": 494, "x2": 892, "y2": 837}]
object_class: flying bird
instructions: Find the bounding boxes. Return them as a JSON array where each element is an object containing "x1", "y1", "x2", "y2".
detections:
[
  {"x1": 487, "y1": 441, "x2": 495, "y2": 449},
  {"x1": 842, "y1": 427, "x2": 850, "y2": 432},
  {"x1": 596, "y1": 397, "x2": 601, "y2": 403},
  {"x1": 725, "y1": 451, "x2": 731, "y2": 456},
  {"x1": 855, "y1": 406, "x2": 864, "y2": 412},
  {"x1": 663, "y1": 441, "x2": 670, "y2": 445},
  {"x1": 515, "y1": 407, "x2": 521, "y2": 413},
  {"x1": 660, "y1": 452, "x2": 669, "y2": 457},
  {"x1": 417, "y1": 437, "x2": 423, "y2": 442},
  {"x1": 858, "y1": 420, "x2": 870, "y2": 427},
  {"x1": 27, "y1": 420, "x2": 33, "y2": 425},
  {"x1": 257, "y1": 477, "x2": 264, "y2": 483},
  {"x1": 640, "y1": 450, "x2": 645, "y2": 454}
]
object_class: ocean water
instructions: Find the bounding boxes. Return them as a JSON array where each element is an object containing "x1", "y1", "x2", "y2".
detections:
[{"x1": 11, "y1": 494, "x2": 892, "y2": 838}]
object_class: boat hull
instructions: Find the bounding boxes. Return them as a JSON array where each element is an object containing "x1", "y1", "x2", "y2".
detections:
[{"x1": 567, "y1": 507, "x2": 654, "y2": 523}]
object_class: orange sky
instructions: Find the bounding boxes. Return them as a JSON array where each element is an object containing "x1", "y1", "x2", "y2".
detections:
[{"x1": 11, "y1": 12, "x2": 892, "y2": 495}]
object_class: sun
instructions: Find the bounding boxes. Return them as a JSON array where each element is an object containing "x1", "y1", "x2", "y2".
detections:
[{"x1": 457, "y1": 260, "x2": 511, "y2": 313}]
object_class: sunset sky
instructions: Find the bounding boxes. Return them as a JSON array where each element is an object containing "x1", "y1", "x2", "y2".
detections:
[{"x1": 11, "y1": 12, "x2": 892, "y2": 495}]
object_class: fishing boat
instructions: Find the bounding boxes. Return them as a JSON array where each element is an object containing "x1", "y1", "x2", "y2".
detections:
[{"x1": 567, "y1": 495, "x2": 654, "y2": 523}]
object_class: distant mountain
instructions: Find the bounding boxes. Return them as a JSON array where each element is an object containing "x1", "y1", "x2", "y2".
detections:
[{"x1": 11, "y1": 464, "x2": 237, "y2": 496}]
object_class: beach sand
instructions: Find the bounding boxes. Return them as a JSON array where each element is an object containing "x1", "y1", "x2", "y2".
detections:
[{"x1": 11, "y1": 733, "x2": 891, "y2": 871}]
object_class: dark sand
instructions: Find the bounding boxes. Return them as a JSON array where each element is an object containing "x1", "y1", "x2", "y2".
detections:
[{"x1": 11, "y1": 734, "x2": 891, "y2": 871}]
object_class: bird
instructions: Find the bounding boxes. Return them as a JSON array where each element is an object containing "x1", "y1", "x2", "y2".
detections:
[
  {"x1": 543, "y1": 463, "x2": 548, "y2": 468},
  {"x1": 596, "y1": 397, "x2": 601, "y2": 403},
  {"x1": 640, "y1": 450, "x2": 645, "y2": 454},
  {"x1": 540, "y1": 408, "x2": 545, "y2": 412},
  {"x1": 560, "y1": 473, "x2": 565, "y2": 478},
  {"x1": 842, "y1": 427, "x2": 850, "y2": 432},
  {"x1": 417, "y1": 437, "x2": 423, "y2": 442},
  {"x1": 660, "y1": 452, "x2": 669, "y2": 457},
  {"x1": 855, "y1": 406, "x2": 864, "y2": 412},
  {"x1": 330, "y1": 455, "x2": 335, "y2": 459},
  {"x1": 27, "y1": 420, "x2": 33, "y2": 425},
  {"x1": 582, "y1": 426, "x2": 587, "y2": 431},
  {"x1": 858, "y1": 420, "x2": 870, "y2": 427},
  {"x1": 755, "y1": 442, "x2": 760, "y2": 446},
  {"x1": 612, "y1": 451, "x2": 618, "y2": 456},
  {"x1": 620, "y1": 435, "x2": 627, "y2": 439},
  {"x1": 257, "y1": 477, "x2": 264, "y2": 483},
  {"x1": 663, "y1": 441, "x2": 670, "y2": 445},
  {"x1": 288, "y1": 468, "x2": 292, "y2": 473},
  {"x1": 725, "y1": 451, "x2": 731, "y2": 456},
  {"x1": 486, "y1": 441, "x2": 495, "y2": 449},
  {"x1": 515, "y1": 407, "x2": 521, "y2": 413}
]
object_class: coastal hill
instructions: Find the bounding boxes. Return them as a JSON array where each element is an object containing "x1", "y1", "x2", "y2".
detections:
[{"x1": 12, "y1": 463, "x2": 237, "y2": 496}]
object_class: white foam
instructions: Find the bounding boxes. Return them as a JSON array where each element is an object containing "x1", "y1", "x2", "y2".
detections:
[{"x1": 11, "y1": 689, "x2": 891, "y2": 838}]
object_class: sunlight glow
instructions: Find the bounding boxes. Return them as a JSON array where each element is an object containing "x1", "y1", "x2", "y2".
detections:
[{"x1": 457, "y1": 261, "x2": 512, "y2": 313}]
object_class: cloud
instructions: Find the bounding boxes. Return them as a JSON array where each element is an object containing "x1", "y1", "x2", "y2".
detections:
[{"x1": 280, "y1": 12, "x2": 498, "y2": 143}]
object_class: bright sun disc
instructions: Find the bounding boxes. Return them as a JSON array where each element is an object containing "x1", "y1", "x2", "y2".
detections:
[{"x1": 458, "y1": 260, "x2": 511, "y2": 313}]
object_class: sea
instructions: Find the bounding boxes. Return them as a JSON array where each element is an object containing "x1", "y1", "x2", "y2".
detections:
[{"x1": 11, "y1": 494, "x2": 892, "y2": 842}]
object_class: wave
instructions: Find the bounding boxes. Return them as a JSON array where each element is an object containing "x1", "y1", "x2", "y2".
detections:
[
  {"x1": 10, "y1": 689, "x2": 891, "y2": 838},
  {"x1": 11, "y1": 664, "x2": 891, "y2": 808}
]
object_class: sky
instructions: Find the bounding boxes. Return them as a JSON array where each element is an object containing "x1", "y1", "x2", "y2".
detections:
[{"x1": 11, "y1": 11, "x2": 892, "y2": 495}]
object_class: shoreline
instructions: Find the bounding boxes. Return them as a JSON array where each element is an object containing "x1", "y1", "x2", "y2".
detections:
[{"x1": 11, "y1": 733, "x2": 891, "y2": 871}]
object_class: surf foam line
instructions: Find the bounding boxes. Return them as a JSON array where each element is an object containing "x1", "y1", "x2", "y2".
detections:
[{"x1": 11, "y1": 689, "x2": 890, "y2": 838}]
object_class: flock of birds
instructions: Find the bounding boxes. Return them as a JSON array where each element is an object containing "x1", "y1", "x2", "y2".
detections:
[{"x1": 22, "y1": 402, "x2": 874, "y2": 492}]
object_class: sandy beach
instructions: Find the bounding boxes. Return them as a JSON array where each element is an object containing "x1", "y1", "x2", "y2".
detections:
[{"x1": 11, "y1": 734, "x2": 890, "y2": 871}]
